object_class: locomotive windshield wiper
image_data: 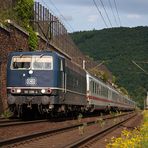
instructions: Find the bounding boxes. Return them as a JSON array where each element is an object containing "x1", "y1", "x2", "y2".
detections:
[
  {"x1": 40, "y1": 54, "x2": 44, "y2": 58},
  {"x1": 19, "y1": 54, "x2": 24, "y2": 58}
]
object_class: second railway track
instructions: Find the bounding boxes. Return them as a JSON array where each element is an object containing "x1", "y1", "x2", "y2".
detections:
[{"x1": 0, "y1": 119, "x2": 49, "y2": 127}]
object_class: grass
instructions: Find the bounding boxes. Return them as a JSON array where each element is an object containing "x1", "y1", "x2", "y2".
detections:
[{"x1": 1, "y1": 109, "x2": 13, "y2": 119}]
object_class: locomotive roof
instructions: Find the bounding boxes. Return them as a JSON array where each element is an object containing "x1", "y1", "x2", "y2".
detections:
[{"x1": 9, "y1": 50, "x2": 59, "y2": 56}]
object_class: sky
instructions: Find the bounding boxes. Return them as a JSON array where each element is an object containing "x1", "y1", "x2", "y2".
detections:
[{"x1": 36, "y1": 0, "x2": 148, "y2": 32}]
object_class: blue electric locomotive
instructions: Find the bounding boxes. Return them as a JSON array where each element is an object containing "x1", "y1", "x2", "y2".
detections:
[{"x1": 7, "y1": 51, "x2": 87, "y2": 117}]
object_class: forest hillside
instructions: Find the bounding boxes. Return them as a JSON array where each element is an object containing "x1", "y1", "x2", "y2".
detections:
[{"x1": 71, "y1": 27, "x2": 148, "y2": 108}]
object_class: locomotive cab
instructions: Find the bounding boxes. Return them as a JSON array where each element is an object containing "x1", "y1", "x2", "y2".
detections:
[{"x1": 7, "y1": 51, "x2": 66, "y2": 117}]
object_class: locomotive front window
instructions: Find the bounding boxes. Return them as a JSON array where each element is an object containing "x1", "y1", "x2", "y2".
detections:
[
  {"x1": 11, "y1": 56, "x2": 53, "y2": 70},
  {"x1": 12, "y1": 57, "x2": 31, "y2": 69},
  {"x1": 32, "y1": 56, "x2": 53, "y2": 70}
]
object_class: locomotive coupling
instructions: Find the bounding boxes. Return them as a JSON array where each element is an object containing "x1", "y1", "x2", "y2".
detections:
[{"x1": 27, "y1": 101, "x2": 32, "y2": 109}]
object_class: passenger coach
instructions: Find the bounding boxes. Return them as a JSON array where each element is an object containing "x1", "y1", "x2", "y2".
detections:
[{"x1": 86, "y1": 72, "x2": 136, "y2": 111}]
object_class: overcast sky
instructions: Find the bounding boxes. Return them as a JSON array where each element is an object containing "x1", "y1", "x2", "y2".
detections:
[{"x1": 37, "y1": 0, "x2": 148, "y2": 32}]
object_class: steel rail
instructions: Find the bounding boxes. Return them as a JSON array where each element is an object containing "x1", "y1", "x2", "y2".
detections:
[{"x1": 0, "y1": 119, "x2": 48, "y2": 127}]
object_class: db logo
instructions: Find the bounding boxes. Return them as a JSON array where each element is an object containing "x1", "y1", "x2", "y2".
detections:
[{"x1": 26, "y1": 78, "x2": 37, "y2": 86}]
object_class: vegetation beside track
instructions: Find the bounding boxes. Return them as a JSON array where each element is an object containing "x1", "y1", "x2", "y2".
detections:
[{"x1": 106, "y1": 110, "x2": 148, "y2": 148}]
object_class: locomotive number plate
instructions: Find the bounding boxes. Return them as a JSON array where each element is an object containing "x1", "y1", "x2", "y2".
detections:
[{"x1": 26, "y1": 78, "x2": 37, "y2": 86}]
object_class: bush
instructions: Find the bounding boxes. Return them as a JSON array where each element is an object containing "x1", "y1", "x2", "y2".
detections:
[
  {"x1": 1, "y1": 109, "x2": 13, "y2": 119},
  {"x1": 27, "y1": 26, "x2": 38, "y2": 50},
  {"x1": 106, "y1": 110, "x2": 148, "y2": 148}
]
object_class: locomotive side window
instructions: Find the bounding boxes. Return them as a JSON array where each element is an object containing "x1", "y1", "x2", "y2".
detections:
[{"x1": 60, "y1": 60, "x2": 64, "y2": 71}]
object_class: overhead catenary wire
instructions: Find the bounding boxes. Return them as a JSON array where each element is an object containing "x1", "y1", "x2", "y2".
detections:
[
  {"x1": 92, "y1": 0, "x2": 109, "y2": 28},
  {"x1": 108, "y1": 0, "x2": 119, "y2": 27},
  {"x1": 47, "y1": 0, "x2": 75, "y2": 32},
  {"x1": 113, "y1": 0, "x2": 122, "y2": 26},
  {"x1": 35, "y1": 0, "x2": 87, "y2": 60},
  {"x1": 39, "y1": 0, "x2": 74, "y2": 32},
  {"x1": 40, "y1": 0, "x2": 57, "y2": 18},
  {"x1": 98, "y1": 0, "x2": 112, "y2": 28},
  {"x1": 132, "y1": 60, "x2": 148, "y2": 75},
  {"x1": 134, "y1": 61, "x2": 148, "y2": 64}
]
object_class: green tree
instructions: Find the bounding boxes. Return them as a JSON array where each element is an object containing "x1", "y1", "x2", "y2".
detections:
[
  {"x1": 27, "y1": 26, "x2": 38, "y2": 50},
  {"x1": 14, "y1": 0, "x2": 38, "y2": 50}
]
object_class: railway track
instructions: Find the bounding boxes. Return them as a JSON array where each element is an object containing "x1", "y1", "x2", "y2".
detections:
[
  {"x1": 65, "y1": 112, "x2": 139, "y2": 148},
  {"x1": 0, "y1": 118, "x2": 20, "y2": 123},
  {"x1": 0, "y1": 119, "x2": 49, "y2": 127},
  {"x1": 0, "y1": 112, "x2": 129, "y2": 128},
  {"x1": 0, "y1": 111, "x2": 136, "y2": 147}
]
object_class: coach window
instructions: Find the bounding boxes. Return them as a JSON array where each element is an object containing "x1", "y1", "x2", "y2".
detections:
[
  {"x1": 95, "y1": 84, "x2": 97, "y2": 94},
  {"x1": 96, "y1": 83, "x2": 98, "y2": 94},
  {"x1": 94, "y1": 83, "x2": 96, "y2": 94},
  {"x1": 103, "y1": 87, "x2": 105, "y2": 97},
  {"x1": 92, "y1": 81, "x2": 94, "y2": 93},
  {"x1": 97, "y1": 84, "x2": 99, "y2": 94},
  {"x1": 104, "y1": 87, "x2": 107, "y2": 97},
  {"x1": 98, "y1": 85, "x2": 101, "y2": 96},
  {"x1": 76, "y1": 79, "x2": 79, "y2": 86},
  {"x1": 94, "y1": 83, "x2": 97, "y2": 94},
  {"x1": 112, "y1": 92, "x2": 116, "y2": 101},
  {"x1": 92, "y1": 81, "x2": 95, "y2": 93},
  {"x1": 90, "y1": 81, "x2": 92, "y2": 93},
  {"x1": 103, "y1": 87, "x2": 106, "y2": 97},
  {"x1": 96, "y1": 84, "x2": 98, "y2": 94},
  {"x1": 89, "y1": 79, "x2": 92, "y2": 91}
]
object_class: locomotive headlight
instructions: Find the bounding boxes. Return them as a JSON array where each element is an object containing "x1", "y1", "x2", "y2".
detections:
[
  {"x1": 29, "y1": 70, "x2": 33, "y2": 75},
  {"x1": 41, "y1": 89, "x2": 46, "y2": 94},
  {"x1": 16, "y1": 89, "x2": 21, "y2": 93}
]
